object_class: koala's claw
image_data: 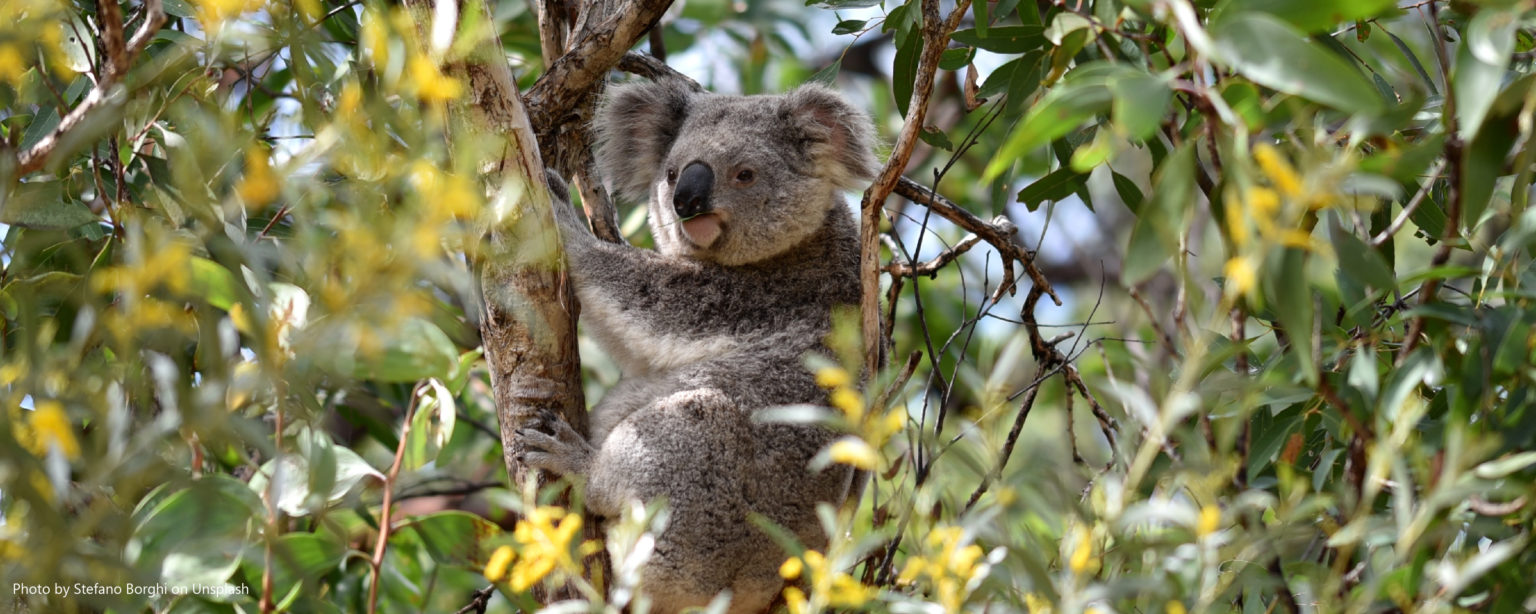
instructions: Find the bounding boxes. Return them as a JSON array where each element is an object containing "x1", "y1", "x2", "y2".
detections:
[{"x1": 515, "y1": 411, "x2": 592, "y2": 477}]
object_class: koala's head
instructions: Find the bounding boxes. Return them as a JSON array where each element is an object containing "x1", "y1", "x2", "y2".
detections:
[{"x1": 595, "y1": 80, "x2": 878, "y2": 266}]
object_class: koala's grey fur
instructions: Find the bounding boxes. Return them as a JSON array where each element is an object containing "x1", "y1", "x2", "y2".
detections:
[{"x1": 518, "y1": 79, "x2": 878, "y2": 613}]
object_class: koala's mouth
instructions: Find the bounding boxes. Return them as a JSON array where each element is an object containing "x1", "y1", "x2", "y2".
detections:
[{"x1": 679, "y1": 212, "x2": 724, "y2": 248}]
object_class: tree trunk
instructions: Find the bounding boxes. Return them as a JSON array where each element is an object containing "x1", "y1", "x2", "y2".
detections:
[{"x1": 402, "y1": 0, "x2": 673, "y2": 600}]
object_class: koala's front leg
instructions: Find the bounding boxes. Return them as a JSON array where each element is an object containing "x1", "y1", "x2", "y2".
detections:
[{"x1": 516, "y1": 409, "x2": 597, "y2": 478}]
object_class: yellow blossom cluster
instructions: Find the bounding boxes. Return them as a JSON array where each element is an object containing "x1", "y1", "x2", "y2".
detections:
[
  {"x1": 897, "y1": 526, "x2": 987, "y2": 613},
  {"x1": 91, "y1": 241, "x2": 199, "y2": 345},
  {"x1": 193, "y1": 0, "x2": 267, "y2": 30},
  {"x1": 11, "y1": 399, "x2": 81, "y2": 460},
  {"x1": 0, "y1": 0, "x2": 73, "y2": 86},
  {"x1": 1222, "y1": 143, "x2": 1346, "y2": 299},
  {"x1": 815, "y1": 366, "x2": 905, "y2": 471},
  {"x1": 1064, "y1": 523, "x2": 1099, "y2": 576},
  {"x1": 780, "y1": 549, "x2": 877, "y2": 612},
  {"x1": 483, "y1": 506, "x2": 598, "y2": 592},
  {"x1": 236, "y1": 145, "x2": 279, "y2": 208},
  {"x1": 359, "y1": 6, "x2": 463, "y2": 104}
]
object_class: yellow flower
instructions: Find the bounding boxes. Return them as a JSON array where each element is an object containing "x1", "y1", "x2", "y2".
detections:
[
  {"x1": 407, "y1": 54, "x2": 462, "y2": 103},
  {"x1": 1024, "y1": 592, "x2": 1053, "y2": 613},
  {"x1": 867, "y1": 407, "x2": 906, "y2": 449},
  {"x1": 0, "y1": 44, "x2": 26, "y2": 88},
  {"x1": 897, "y1": 556, "x2": 926, "y2": 584},
  {"x1": 22, "y1": 400, "x2": 80, "y2": 460},
  {"x1": 791, "y1": 549, "x2": 876, "y2": 610},
  {"x1": 293, "y1": 0, "x2": 322, "y2": 22},
  {"x1": 1224, "y1": 256, "x2": 1257, "y2": 297},
  {"x1": 484, "y1": 545, "x2": 515, "y2": 582},
  {"x1": 1196, "y1": 504, "x2": 1221, "y2": 537},
  {"x1": 814, "y1": 366, "x2": 852, "y2": 389},
  {"x1": 195, "y1": 0, "x2": 264, "y2": 29},
  {"x1": 361, "y1": 8, "x2": 390, "y2": 67},
  {"x1": 782, "y1": 586, "x2": 808, "y2": 614},
  {"x1": 829, "y1": 387, "x2": 864, "y2": 423},
  {"x1": 779, "y1": 556, "x2": 803, "y2": 580},
  {"x1": 505, "y1": 506, "x2": 588, "y2": 592},
  {"x1": 827, "y1": 437, "x2": 879, "y2": 470},
  {"x1": 827, "y1": 573, "x2": 875, "y2": 607},
  {"x1": 236, "y1": 146, "x2": 279, "y2": 208},
  {"x1": 1067, "y1": 525, "x2": 1095, "y2": 575},
  {"x1": 1254, "y1": 143, "x2": 1303, "y2": 198},
  {"x1": 1167, "y1": 601, "x2": 1188, "y2": 614},
  {"x1": 902, "y1": 527, "x2": 988, "y2": 612}
]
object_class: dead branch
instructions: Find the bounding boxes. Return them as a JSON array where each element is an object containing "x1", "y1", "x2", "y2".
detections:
[
  {"x1": 884, "y1": 233, "x2": 983, "y2": 279},
  {"x1": 16, "y1": 0, "x2": 165, "y2": 176},
  {"x1": 893, "y1": 177, "x2": 1060, "y2": 306},
  {"x1": 617, "y1": 51, "x2": 702, "y2": 89}
]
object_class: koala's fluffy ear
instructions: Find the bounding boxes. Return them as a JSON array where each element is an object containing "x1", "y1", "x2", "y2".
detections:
[
  {"x1": 781, "y1": 84, "x2": 880, "y2": 190},
  {"x1": 595, "y1": 79, "x2": 696, "y2": 203}
]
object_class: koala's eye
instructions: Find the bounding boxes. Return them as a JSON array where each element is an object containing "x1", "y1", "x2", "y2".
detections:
[
  {"x1": 734, "y1": 169, "x2": 756, "y2": 185},
  {"x1": 666, "y1": 168, "x2": 678, "y2": 184}
]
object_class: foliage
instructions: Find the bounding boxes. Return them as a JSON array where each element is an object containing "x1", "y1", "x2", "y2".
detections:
[{"x1": 2, "y1": 0, "x2": 1535, "y2": 612}]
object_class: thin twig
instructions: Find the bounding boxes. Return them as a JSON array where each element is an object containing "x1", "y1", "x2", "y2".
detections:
[
  {"x1": 368, "y1": 382, "x2": 426, "y2": 614},
  {"x1": 454, "y1": 585, "x2": 498, "y2": 614},
  {"x1": 1370, "y1": 159, "x2": 1445, "y2": 247}
]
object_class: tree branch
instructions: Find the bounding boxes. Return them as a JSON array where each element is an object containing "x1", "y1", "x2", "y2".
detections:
[
  {"x1": 15, "y1": 0, "x2": 165, "y2": 176},
  {"x1": 892, "y1": 177, "x2": 1060, "y2": 306},
  {"x1": 857, "y1": 0, "x2": 973, "y2": 374}
]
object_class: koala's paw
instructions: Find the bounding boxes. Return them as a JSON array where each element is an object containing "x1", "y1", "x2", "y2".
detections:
[{"x1": 515, "y1": 409, "x2": 594, "y2": 477}]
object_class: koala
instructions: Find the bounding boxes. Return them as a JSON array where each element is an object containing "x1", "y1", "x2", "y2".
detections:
[{"x1": 517, "y1": 78, "x2": 878, "y2": 614}]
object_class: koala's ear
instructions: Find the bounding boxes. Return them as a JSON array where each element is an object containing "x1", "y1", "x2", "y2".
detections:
[
  {"x1": 780, "y1": 84, "x2": 880, "y2": 190},
  {"x1": 595, "y1": 79, "x2": 696, "y2": 203}
]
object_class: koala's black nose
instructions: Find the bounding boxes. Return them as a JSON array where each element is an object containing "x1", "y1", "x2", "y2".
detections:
[{"x1": 672, "y1": 161, "x2": 714, "y2": 219}]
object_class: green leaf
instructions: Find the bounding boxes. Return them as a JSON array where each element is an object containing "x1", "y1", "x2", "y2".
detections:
[
  {"x1": 1454, "y1": 8, "x2": 1517, "y2": 137},
  {"x1": 808, "y1": 60, "x2": 842, "y2": 85},
  {"x1": 1122, "y1": 215, "x2": 1171, "y2": 285},
  {"x1": 984, "y1": 82, "x2": 1112, "y2": 181},
  {"x1": 131, "y1": 475, "x2": 263, "y2": 587},
  {"x1": 1462, "y1": 113, "x2": 1521, "y2": 229},
  {"x1": 893, "y1": 32, "x2": 921, "y2": 117},
  {"x1": 919, "y1": 126, "x2": 954, "y2": 151},
  {"x1": 1111, "y1": 171, "x2": 1145, "y2": 214},
  {"x1": 1069, "y1": 129, "x2": 1115, "y2": 173},
  {"x1": 972, "y1": 0, "x2": 989, "y2": 36},
  {"x1": 1016, "y1": 167, "x2": 1090, "y2": 210},
  {"x1": 1218, "y1": 0, "x2": 1397, "y2": 33},
  {"x1": 1329, "y1": 219, "x2": 1396, "y2": 293},
  {"x1": 950, "y1": 26, "x2": 1047, "y2": 54},
  {"x1": 1122, "y1": 144, "x2": 1195, "y2": 284},
  {"x1": 0, "y1": 180, "x2": 98, "y2": 229},
  {"x1": 239, "y1": 533, "x2": 347, "y2": 600},
  {"x1": 832, "y1": 19, "x2": 866, "y2": 35},
  {"x1": 1268, "y1": 247, "x2": 1316, "y2": 383},
  {"x1": 404, "y1": 510, "x2": 503, "y2": 568},
  {"x1": 190, "y1": 258, "x2": 242, "y2": 311},
  {"x1": 403, "y1": 379, "x2": 457, "y2": 471},
  {"x1": 1110, "y1": 71, "x2": 1172, "y2": 140},
  {"x1": 1211, "y1": 13, "x2": 1384, "y2": 114},
  {"x1": 1247, "y1": 406, "x2": 1302, "y2": 478},
  {"x1": 1378, "y1": 349, "x2": 1436, "y2": 425},
  {"x1": 249, "y1": 428, "x2": 383, "y2": 517},
  {"x1": 939, "y1": 47, "x2": 975, "y2": 71}
]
